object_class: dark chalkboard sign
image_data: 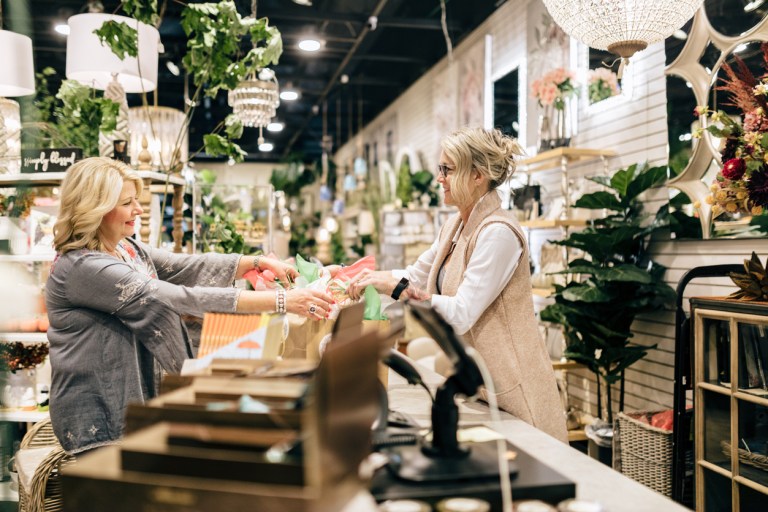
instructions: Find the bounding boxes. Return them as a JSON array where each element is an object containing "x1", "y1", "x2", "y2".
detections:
[{"x1": 21, "y1": 148, "x2": 82, "y2": 173}]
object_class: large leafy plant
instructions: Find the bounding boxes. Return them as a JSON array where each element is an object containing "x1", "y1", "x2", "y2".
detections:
[
  {"x1": 19, "y1": 68, "x2": 119, "y2": 157},
  {"x1": 540, "y1": 163, "x2": 676, "y2": 423}
]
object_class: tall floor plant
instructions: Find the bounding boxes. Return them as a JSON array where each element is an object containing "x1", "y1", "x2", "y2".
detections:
[{"x1": 540, "y1": 163, "x2": 676, "y2": 423}]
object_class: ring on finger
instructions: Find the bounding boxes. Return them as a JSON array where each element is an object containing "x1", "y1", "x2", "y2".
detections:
[{"x1": 308, "y1": 303, "x2": 318, "y2": 315}]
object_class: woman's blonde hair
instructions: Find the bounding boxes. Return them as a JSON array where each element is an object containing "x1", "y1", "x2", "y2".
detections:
[
  {"x1": 53, "y1": 157, "x2": 143, "y2": 254},
  {"x1": 440, "y1": 127, "x2": 525, "y2": 206}
]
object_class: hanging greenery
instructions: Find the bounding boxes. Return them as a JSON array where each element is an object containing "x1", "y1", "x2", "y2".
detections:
[{"x1": 92, "y1": 0, "x2": 283, "y2": 165}]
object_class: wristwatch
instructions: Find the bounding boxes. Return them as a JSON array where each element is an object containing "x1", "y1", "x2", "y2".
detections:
[{"x1": 391, "y1": 277, "x2": 410, "y2": 300}]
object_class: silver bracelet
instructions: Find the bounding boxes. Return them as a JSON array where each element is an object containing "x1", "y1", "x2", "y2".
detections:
[
  {"x1": 275, "y1": 288, "x2": 286, "y2": 314},
  {"x1": 253, "y1": 255, "x2": 262, "y2": 270}
]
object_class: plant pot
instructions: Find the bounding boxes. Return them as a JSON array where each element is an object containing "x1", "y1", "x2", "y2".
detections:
[
  {"x1": 585, "y1": 420, "x2": 614, "y2": 467},
  {"x1": 1, "y1": 368, "x2": 37, "y2": 409}
]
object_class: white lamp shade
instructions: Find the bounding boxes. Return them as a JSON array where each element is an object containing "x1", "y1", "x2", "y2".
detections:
[
  {"x1": 66, "y1": 13, "x2": 159, "y2": 93},
  {"x1": 0, "y1": 99, "x2": 22, "y2": 174},
  {"x1": 128, "y1": 106, "x2": 188, "y2": 170},
  {"x1": 0, "y1": 31, "x2": 35, "y2": 97}
]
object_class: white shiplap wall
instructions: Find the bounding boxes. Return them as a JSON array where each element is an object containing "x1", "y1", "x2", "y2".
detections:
[{"x1": 334, "y1": 0, "x2": 768, "y2": 417}]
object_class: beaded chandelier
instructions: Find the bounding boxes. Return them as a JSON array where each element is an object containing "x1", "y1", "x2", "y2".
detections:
[
  {"x1": 228, "y1": 68, "x2": 280, "y2": 144},
  {"x1": 542, "y1": 0, "x2": 704, "y2": 75}
]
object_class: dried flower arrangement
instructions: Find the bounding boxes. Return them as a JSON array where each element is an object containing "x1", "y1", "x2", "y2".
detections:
[{"x1": 0, "y1": 342, "x2": 49, "y2": 373}]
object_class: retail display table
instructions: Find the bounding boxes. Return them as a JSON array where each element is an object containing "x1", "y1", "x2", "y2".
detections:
[{"x1": 384, "y1": 363, "x2": 689, "y2": 511}]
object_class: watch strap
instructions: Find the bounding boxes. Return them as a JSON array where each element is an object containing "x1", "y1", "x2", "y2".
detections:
[{"x1": 391, "y1": 277, "x2": 410, "y2": 300}]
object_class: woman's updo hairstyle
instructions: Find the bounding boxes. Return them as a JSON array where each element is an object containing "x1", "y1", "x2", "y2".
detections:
[{"x1": 440, "y1": 127, "x2": 525, "y2": 205}]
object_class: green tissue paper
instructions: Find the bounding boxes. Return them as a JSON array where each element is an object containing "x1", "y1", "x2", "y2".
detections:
[
  {"x1": 363, "y1": 285, "x2": 388, "y2": 320},
  {"x1": 296, "y1": 254, "x2": 319, "y2": 284}
]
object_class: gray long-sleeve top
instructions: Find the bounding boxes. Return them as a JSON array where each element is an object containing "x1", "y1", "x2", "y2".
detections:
[{"x1": 45, "y1": 238, "x2": 241, "y2": 454}]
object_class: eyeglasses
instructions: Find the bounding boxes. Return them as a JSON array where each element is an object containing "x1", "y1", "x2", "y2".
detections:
[{"x1": 437, "y1": 164, "x2": 456, "y2": 179}]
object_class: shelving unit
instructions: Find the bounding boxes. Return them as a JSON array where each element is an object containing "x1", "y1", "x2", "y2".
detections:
[
  {"x1": 0, "y1": 410, "x2": 48, "y2": 423},
  {"x1": 691, "y1": 298, "x2": 768, "y2": 511},
  {"x1": 378, "y1": 207, "x2": 454, "y2": 270},
  {"x1": 518, "y1": 147, "x2": 615, "y2": 221},
  {"x1": 0, "y1": 333, "x2": 48, "y2": 344}
]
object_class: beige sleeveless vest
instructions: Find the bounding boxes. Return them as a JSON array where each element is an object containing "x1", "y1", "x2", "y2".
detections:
[{"x1": 427, "y1": 192, "x2": 568, "y2": 443}]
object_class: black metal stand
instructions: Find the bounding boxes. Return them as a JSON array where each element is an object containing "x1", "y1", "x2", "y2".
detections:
[
  {"x1": 387, "y1": 376, "x2": 518, "y2": 482},
  {"x1": 671, "y1": 264, "x2": 741, "y2": 506}
]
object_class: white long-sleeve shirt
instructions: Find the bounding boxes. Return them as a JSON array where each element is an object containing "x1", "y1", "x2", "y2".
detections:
[{"x1": 393, "y1": 222, "x2": 523, "y2": 335}]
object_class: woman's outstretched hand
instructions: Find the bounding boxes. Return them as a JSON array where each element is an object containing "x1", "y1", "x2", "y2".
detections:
[
  {"x1": 260, "y1": 256, "x2": 299, "y2": 284},
  {"x1": 286, "y1": 288, "x2": 334, "y2": 320},
  {"x1": 346, "y1": 269, "x2": 398, "y2": 300}
]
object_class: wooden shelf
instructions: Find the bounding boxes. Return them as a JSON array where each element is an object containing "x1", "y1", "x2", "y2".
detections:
[
  {"x1": 551, "y1": 359, "x2": 586, "y2": 371},
  {"x1": 0, "y1": 170, "x2": 185, "y2": 187},
  {"x1": 697, "y1": 381, "x2": 731, "y2": 396},
  {"x1": 0, "y1": 253, "x2": 55, "y2": 263},
  {"x1": 520, "y1": 148, "x2": 616, "y2": 173},
  {"x1": 0, "y1": 409, "x2": 49, "y2": 423},
  {"x1": 567, "y1": 428, "x2": 587, "y2": 442},
  {"x1": 0, "y1": 332, "x2": 49, "y2": 344},
  {"x1": 532, "y1": 287, "x2": 554, "y2": 298},
  {"x1": 520, "y1": 218, "x2": 588, "y2": 229}
]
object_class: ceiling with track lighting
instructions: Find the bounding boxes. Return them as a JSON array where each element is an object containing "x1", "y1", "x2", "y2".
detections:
[{"x1": 5, "y1": 0, "x2": 502, "y2": 163}]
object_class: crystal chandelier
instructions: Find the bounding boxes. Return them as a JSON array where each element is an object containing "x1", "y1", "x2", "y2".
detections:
[
  {"x1": 228, "y1": 70, "x2": 280, "y2": 144},
  {"x1": 542, "y1": 0, "x2": 705, "y2": 75}
]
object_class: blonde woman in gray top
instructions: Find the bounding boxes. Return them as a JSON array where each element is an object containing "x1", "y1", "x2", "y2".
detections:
[
  {"x1": 348, "y1": 127, "x2": 567, "y2": 442},
  {"x1": 46, "y1": 157, "x2": 333, "y2": 454}
]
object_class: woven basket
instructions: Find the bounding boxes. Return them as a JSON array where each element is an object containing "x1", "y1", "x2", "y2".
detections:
[
  {"x1": 615, "y1": 411, "x2": 673, "y2": 497},
  {"x1": 17, "y1": 418, "x2": 76, "y2": 512}
]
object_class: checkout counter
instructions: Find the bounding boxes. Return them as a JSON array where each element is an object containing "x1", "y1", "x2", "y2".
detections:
[{"x1": 385, "y1": 364, "x2": 690, "y2": 511}]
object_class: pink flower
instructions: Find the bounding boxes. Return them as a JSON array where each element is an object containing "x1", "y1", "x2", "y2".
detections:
[
  {"x1": 539, "y1": 82, "x2": 558, "y2": 106},
  {"x1": 721, "y1": 158, "x2": 746, "y2": 180}
]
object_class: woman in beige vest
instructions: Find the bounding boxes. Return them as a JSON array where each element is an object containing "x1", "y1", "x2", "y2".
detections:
[{"x1": 348, "y1": 127, "x2": 567, "y2": 442}]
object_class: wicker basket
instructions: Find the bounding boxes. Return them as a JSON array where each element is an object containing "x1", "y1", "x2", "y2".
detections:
[
  {"x1": 614, "y1": 411, "x2": 673, "y2": 497},
  {"x1": 17, "y1": 418, "x2": 76, "y2": 512}
]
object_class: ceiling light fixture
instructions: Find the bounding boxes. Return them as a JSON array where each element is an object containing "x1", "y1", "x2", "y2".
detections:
[
  {"x1": 267, "y1": 122, "x2": 284, "y2": 132},
  {"x1": 228, "y1": 1, "x2": 281, "y2": 146},
  {"x1": 298, "y1": 38, "x2": 322, "y2": 52},
  {"x1": 542, "y1": 0, "x2": 704, "y2": 77},
  {"x1": 280, "y1": 90, "x2": 299, "y2": 101},
  {"x1": 228, "y1": 72, "x2": 280, "y2": 144},
  {"x1": 166, "y1": 60, "x2": 180, "y2": 76},
  {"x1": 55, "y1": 23, "x2": 70, "y2": 36},
  {"x1": 259, "y1": 142, "x2": 274, "y2": 152}
]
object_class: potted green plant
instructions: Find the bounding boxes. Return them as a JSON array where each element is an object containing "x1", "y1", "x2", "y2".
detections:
[{"x1": 540, "y1": 163, "x2": 676, "y2": 424}]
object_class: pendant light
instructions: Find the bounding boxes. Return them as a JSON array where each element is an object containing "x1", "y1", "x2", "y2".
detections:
[
  {"x1": 542, "y1": 0, "x2": 705, "y2": 76},
  {"x1": 228, "y1": 0, "x2": 280, "y2": 145}
]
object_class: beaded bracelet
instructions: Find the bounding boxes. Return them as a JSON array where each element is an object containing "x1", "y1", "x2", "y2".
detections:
[{"x1": 275, "y1": 288, "x2": 286, "y2": 314}]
